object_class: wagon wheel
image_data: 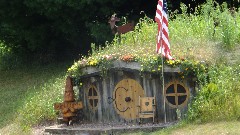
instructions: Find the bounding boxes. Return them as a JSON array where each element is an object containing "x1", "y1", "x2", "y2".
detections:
[{"x1": 113, "y1": 79, "x2": 145, "y2": 120}]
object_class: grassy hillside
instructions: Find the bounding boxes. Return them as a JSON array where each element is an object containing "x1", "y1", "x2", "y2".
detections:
[
  {"x1": 0, "y1": 63, "x2": 69, "y2": 134},
  {"x1": 0, "y1": 0, "x2": 240, "y2": 135}
]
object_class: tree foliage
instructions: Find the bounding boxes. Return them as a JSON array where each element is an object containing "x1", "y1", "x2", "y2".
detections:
[
  {"x1": 0, "y1": 0, "x2": 135, "y2": 61},
  {"x1": 0, "y1": 0, "x2": 238, "y2": 63}
]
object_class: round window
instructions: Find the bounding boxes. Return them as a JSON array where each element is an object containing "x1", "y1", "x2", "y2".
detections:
[
  {"x1": 87, "y1": 85, "x2": 99, "y2": 110},
  {"x1": 164, "y1": 80, "x2": 189, "y2": 108}
]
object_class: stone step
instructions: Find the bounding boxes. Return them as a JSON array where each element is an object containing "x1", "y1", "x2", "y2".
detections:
[{"x1": 44, "y1": 122, "x2": 176, "y2": 135}]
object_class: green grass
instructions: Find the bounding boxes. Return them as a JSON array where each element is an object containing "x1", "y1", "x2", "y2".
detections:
[
  {"x1": 0, "y1": 63, "x2": 70, "y2": 134},
  {"x1": 120, "y1": 121, "x2": 240, "y2": 135},
  {"x1": 155, "y1": 121, "x2": 240, "y2": 135}
]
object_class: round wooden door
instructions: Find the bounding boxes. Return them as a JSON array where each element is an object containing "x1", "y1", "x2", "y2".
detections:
[{"x1": 113, "y1": 79, "x2": 145, "y2": 120}]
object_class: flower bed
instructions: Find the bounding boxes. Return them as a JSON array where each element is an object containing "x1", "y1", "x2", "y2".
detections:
[{"x1": 68, "y1": 55, "x2": 207, "y2": 85}]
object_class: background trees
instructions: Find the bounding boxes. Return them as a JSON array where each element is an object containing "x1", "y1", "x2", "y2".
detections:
[{"x1": 0, "y1": 0, "x2": 238, "y2": 65}]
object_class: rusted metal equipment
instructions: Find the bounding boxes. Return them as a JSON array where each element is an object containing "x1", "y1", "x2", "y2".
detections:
[
  {"x1": 54, "y1": 76, "x2": 83, "y2": 125},
  {"x1": 108, "y1": 14, "x2": 135, "y2": 35}
]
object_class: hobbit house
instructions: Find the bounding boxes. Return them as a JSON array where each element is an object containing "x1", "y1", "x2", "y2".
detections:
[{"x1": 67, "y1": 60, "x2": 197, "y2": 124}]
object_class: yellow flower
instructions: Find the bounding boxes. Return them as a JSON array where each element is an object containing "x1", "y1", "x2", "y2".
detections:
[
  {"x1": 168, "y1": 60, "x2": 175, "y2": 65},
  {"x1": 89, "y1": 61, "x2": 94, "y2": 65},
  {"x1": 153, "y1": 56, "x2": 157, "y2": 61},
  {"x1": 88, "y1": 59, "x2": 98, "y2": 66},
  {"x1": 176, "y1": 60, "x2": 180, "y2": 63}
]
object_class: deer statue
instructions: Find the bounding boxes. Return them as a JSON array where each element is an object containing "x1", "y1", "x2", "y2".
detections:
[{"x1": 108, "y1": 14, "x2": 135, "y2": 43}]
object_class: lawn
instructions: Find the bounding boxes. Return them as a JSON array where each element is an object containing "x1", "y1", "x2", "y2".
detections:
[
  {"x1": 123, "y1": 121, "x2": 240, "y2": 135},
  {"x1": 165, "y1": 121, "x2": 240, "y2": 135},
  {"x1": 0, "y1": 63, "x2": 69, "y2": 134}
]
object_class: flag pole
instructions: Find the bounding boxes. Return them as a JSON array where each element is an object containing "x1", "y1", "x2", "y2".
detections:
[
  {"x1": 156, "y1": 0, "x2": 171, "y2": 123},
  {"x1": 160, "y1": 41, "x2": 167, "y2": 123}
]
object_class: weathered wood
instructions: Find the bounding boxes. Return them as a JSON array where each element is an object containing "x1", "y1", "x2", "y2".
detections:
[
  {"x1": 113, "y1": 79, "x2": 145, "y2": 120},
  {"x1": 76, "y1": 62, "x2": 195, "y2": 124}
]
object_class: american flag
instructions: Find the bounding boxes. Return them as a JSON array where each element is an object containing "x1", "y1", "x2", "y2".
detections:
[{"x1": 155, "y1": 0, "x2": 173, "y2": 60}]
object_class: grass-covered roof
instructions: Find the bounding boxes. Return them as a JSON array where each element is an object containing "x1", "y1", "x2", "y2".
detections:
[{"x1": 68, "y1": 1, "x2": 240, "y2": 84}]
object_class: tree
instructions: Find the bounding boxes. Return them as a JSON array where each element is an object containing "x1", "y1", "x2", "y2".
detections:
[
  {"x1": 0, "y1": 0, "x2": 128, "y2": 61},
  {"x1": 0, "y1": 0, "x2": 236, "y2": 63}
]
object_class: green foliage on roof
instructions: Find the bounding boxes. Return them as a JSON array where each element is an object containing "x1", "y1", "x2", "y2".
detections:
[{"x1": 68, "y1": 1, "x2": 240, "y2": 85}]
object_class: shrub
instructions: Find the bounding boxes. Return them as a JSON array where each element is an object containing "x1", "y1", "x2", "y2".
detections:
[
  {"x1": 0, "y1": 42, "x2": 22, "y2": 70},
  {"x1": 187, "y1": 65, "x2": 240, "y2": 122}
]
